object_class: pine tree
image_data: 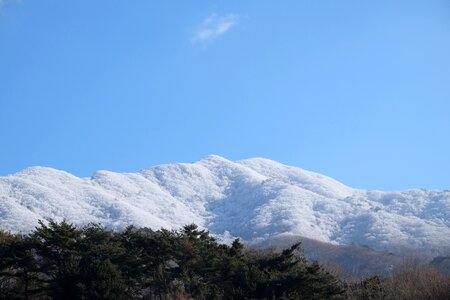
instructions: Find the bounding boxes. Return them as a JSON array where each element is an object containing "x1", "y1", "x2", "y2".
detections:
[
  {"x1": 32, "y1": 220, "x2": 83, "y2": 299},
  {"x1": 0, "y1": 231, "x2": 40, "y2": 299},
  {"x1": 77, "y1": 224, "x2": 126, "y2": 299}
]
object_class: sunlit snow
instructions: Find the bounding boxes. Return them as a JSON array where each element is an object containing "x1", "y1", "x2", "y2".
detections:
[{"x1": 1, "y1": 155, "x2": 449, "y2": 255}]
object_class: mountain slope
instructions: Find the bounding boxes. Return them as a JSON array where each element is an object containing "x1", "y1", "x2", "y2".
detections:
[{"x1": 0, "y1": 155, "x2": 449, "y2": 255}]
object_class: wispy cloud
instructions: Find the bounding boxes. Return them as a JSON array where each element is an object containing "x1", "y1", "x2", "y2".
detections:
[
  {"x1": 0, "y1": 0, "x2": 19, "y2": 11},
  {"x1": 192, "y1": 13, "x2": 239, "y2": 43}
]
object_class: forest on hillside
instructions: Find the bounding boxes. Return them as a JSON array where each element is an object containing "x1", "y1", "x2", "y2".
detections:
[{"x1": 0, "y1": 221, "x2": 449, "y2": 299}]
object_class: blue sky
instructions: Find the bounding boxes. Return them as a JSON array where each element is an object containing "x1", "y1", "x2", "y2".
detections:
[{"x1": 1, "y1": 0, "x2": 449, "y2": 190}]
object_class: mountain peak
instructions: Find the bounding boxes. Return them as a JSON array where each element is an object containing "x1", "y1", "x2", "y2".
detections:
[
  {"x1": 1, "y1": 156, "x2": 449, "y2": 256},
  {"x1": 14, "y1": 166, "x2": 78, "y2": 180},
  {"x1": 198, "y1": 154, "x2": 232, "y2": 164}
]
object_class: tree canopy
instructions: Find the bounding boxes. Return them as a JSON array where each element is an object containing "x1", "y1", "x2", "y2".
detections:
[{"x1": 0, "y1": 221, "x2": 345, "y2": 299}]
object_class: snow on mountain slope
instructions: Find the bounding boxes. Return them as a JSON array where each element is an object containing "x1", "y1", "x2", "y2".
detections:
[{"x1": 0, "y1": 155, "x2": 449, "y2": 255}]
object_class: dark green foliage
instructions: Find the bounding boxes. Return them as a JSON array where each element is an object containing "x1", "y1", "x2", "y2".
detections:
[
  {"x1": 0, "y1": 231, "x2": 40, "y2": 299},
  {"x1": 77, "y1": 224, "x2": 126, "y2": 299},
  {"x1": 78, "y1": 258, "x2": 125, "y2": 299},
  {"x1": 215, "y1": 243, "x2": 345, "y2": 300},
  {"x1": 0, "y1": 221, "x2": 346, "y2": 299},
  {"x1": 33, "y1": 220, "x2": 83, "y2": 299}
]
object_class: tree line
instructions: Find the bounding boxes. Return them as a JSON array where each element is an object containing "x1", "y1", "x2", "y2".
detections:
[
  {"x1": 0, "y1": 221, "x2": 344, "y2": 299},
  {"x1": 1, "y1": 221, "x2": 449, "y2": 299}
]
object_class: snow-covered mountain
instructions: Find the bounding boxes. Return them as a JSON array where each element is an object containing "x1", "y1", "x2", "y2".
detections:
[{"x1": 1, "y1": 155, "x2": 449, "y2": 256}]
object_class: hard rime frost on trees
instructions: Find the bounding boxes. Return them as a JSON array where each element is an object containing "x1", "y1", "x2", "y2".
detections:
[
  {"x1": 3, "y1": 157, "x2": 449, "y2": 258},
  {"x1": 0, "y1": 221, "x2": 346, "y2": 299}
]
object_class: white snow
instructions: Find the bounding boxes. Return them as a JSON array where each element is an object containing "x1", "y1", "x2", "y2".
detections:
[{"x1": 0, "y1": 155, "x2": 449, "y2": 255}]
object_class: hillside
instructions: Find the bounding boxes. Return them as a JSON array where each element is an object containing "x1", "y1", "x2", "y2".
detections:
[{"x1": 0, "y1": 155, "x2": 449, "y2": 256}]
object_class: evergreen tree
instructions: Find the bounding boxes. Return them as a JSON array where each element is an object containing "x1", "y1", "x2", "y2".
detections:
[
  {"x1": 78, "y1": 258, "x2": 125, "y2": 300},
  {"x1": 0, "y1": 221, "x2": 348, "y2": 299},
  {"x1": 32, "y1": 220, "x2": 83, "y2": 299},
  {"x1": 77, "y1": 224, "x2": 126, "y2": 299},
  {"x1": 0, "y1": 231, "x2": 39, "y2": 299}
]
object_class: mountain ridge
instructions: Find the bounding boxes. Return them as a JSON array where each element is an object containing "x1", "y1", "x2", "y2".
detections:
[{"x1": 1, "y1": 155, "x2": 449, "y2": 256}]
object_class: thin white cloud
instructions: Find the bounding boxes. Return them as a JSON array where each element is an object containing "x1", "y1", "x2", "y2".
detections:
[
  {"x1": 192, "y1": 13, "x2": 239, "y2": 43},
  {"x1": 0, "y1": 0, "x2": 19, "y2": 11}
]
